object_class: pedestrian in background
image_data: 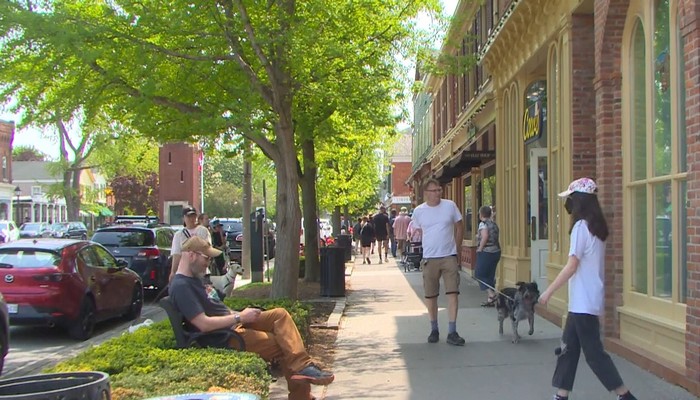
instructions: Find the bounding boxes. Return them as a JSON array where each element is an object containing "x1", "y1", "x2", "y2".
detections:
[
  {"x1": 352, "y1": 218, "x2": 362, "y2": 254},
  {"x1": 388, "y1": 209, "x2": 397, "y2": 258},
  {"x1": 372, "y1": 206, "x2": 391, "y2": 263},
  {"x1": 474, "y1": 205, "x2": 501, "y2": 307},
  {"x1": 169, "y1": 206, "x2": 212, "y2": 283},
  {"x1": 539, "y1": 178, "x2": 637, "y2": 400},
  {"x1": 411, "y1": 178, "x2": 465, "y2": 346},
  {"x1": 393, "y1": 207, "x2": 411, "y2": 257},
  {"x1": 359, "y1": 216, "x2": 375, "y2": 265}
]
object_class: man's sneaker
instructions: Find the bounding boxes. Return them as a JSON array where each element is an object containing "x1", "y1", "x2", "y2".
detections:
[
  {"x1": 291, "y1": 364, "x2": 335, "y2": 385},
  {"x1": 427, "y1": 330, "x2": 439, "y2": 343},
  {"x1": 446, "y1": 332, "x2": 465, "y2": 346},
  {"x1": 617, "y1": 392, "x2": 637, "y2": 400}
]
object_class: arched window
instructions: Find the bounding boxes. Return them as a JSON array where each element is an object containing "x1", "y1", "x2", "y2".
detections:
[{"x1": 626, "y1": 0, "x2": 687, "y2": 302}]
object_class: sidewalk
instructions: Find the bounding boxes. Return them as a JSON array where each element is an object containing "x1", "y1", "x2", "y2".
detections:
[{"x1": 322, "y1": 255, "x2": 697, "y2": 400}]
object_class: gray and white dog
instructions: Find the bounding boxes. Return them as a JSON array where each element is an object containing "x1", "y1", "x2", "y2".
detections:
[{"x1": 496, "y1": 281, "x2": 540, "y2": 343}]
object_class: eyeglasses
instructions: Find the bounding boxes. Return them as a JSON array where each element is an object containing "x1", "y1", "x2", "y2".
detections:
[
  {"x1": 425, "y1": 188, "x2": 442, "y2": 193},
  {"x1": 196, "y1": 252, "x2": 211, "y2": 260}
]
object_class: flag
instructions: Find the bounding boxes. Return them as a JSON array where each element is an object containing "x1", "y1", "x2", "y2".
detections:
[{"x1": 198, "y1": 151, "x2": 204, "y2": 172}]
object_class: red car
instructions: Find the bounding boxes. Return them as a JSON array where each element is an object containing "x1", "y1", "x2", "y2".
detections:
[{"x1": 0, "y1": 239, "x2": 143, "y2": 340}]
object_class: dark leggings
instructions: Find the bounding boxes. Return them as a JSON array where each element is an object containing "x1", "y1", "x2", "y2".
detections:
[
  {"x1": 474, "y1": 250, "x2": 500, "y2": 291},
  {"x1": 552, "y1": 312, "x2": 624, "y2": 391}
]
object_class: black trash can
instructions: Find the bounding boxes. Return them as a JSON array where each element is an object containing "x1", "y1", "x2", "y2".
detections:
[
  {"x1": 334, "y1": 234, "x2": 353, "y2": 262},
  {"x1": 0, "y1": 371, "x2": 110, "y2": 399},
  {"x1": 320, "y1": 246, "x2": 346, "y2": 297}
]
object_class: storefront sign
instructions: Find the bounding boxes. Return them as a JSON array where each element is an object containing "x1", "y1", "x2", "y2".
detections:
[{"x1": 523, "y1": 100, "x2": 544, "y2": 144}]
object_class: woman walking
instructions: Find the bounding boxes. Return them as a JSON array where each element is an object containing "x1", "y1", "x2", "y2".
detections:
[
  {"x1": 474, "y1": 205, "x2": 501, "y2": 307},
  {"x1": 539, "y1": 178, "x2": 637, "y2": 400},
  {"x1": 359, "y1": 216, "x2": 375, "y2": 265}
]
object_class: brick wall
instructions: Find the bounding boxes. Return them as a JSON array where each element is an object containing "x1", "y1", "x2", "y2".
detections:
[
  {"x1": 391, "y1": 162, "x2": 412, "y2": 197},
  {"x1": 681, "y1": 0, "x2": 700, "y2": 387},
  {"x1": 158, "y1": 143, "x2": 200, "y2": 220},
  {"x1": 594, "y1": 0, "x2": 626, "y2": 339}
]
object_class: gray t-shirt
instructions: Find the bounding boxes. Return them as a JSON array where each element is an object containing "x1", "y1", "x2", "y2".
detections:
[{"x1": 169, "y1": 274, "x2": 230, "y2": 327}]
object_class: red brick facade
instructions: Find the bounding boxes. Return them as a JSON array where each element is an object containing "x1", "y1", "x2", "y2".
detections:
[
  {"x1": 391, "y1": 161, "x2": 412, "y2": 199},
  {"x1": 0, "y1": 121, "x2": 14, "y2": 184},
  {"x1": 157, "y1": 143, "x2": 201, "y2": 224}
]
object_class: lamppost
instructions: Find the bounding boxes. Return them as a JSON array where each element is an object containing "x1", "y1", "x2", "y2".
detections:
[{"x1": 14, "y1": 186, "x2": 21, "y2": 225}]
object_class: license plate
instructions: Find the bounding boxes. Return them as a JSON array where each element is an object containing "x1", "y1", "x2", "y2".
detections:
[{"x1": 7, "y1": 304, "x2": 18, "y2": 314}]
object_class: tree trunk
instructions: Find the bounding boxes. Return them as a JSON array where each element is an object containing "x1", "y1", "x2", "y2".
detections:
[
  {"x1": 332, "y1": 206, "x2": 341, "y2": 235},
  {"x1": 300, "y1": 139, "x2": 320, "y2": 282},
  {"x1": 269, "y1": 125, "x2": 301, "y2": 299}
]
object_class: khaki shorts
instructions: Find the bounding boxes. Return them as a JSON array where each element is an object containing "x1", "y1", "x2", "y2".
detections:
[{"x1": 422, "y1": 255, "x2": 460, "y2": 298}]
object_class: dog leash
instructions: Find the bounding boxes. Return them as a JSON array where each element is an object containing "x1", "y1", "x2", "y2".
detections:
[{"x1": 467, "y1": 274, "x2": 515, "y2": 302}]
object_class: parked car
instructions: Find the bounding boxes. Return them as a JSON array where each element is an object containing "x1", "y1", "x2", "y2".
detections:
[
  {"x1": 0, "y1": 221, "x2": 20, "y2": 243},
  {"x1": 0, "y1": 292, "x2": 8, "y2": 375},
  {"x1": 19, "y1": 222, "x2": 52, "y2": 239},
  {"x1": 50, "y1": 222, "x2": 88, "y2": 239},
  {"x1": 0, "y1": 239, "x2": 143, "y2": 340},
  {"x1": 112, "y1": 215, "x2": 160, "y2": 226},
  {"x1": 91, "y1": 224, "x2": 174, "y2": 291}
]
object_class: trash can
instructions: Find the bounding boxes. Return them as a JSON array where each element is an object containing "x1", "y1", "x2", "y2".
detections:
[
  {"x1": 320, "y1": 246, "x2": 345, "y2": 297},
  {"x1": 334, "y1": 234, "x2": 353, "y2": 262},
  {"x1": 0, "y1": 371, "x2": 110, "y2": 399},
  {"x1": 146, "y1": 393, "x2": 260, "y2": 400}
]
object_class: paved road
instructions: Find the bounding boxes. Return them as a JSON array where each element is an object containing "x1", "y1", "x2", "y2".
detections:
[{"x1": 2, "y1": 301, "x2": 165, "y2": 379}]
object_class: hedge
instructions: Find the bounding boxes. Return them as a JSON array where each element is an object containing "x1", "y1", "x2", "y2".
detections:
[{"x1": 45, "y1": 297, "x2": 312, "y2": 400}]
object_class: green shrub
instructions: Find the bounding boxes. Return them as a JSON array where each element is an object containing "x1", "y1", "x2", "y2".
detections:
[{"x1": 45, "y1": 297, "x2": 313, "y2": 400}]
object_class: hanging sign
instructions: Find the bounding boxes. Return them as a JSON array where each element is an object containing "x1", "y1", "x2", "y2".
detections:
[{"x1": 523, "y1": 100, "x2": 544, "y2": 144}]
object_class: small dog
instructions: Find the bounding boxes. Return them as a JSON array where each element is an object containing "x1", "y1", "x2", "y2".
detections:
[
  {"x1": 210, "y1": 261, "x2": 245, "y2": 299},
  {"x1": 496, "y1": 281, "x2": 540, "y2": 343}
]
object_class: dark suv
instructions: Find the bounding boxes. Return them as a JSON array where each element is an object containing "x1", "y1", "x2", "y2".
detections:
[
  {"x1": 51, "y1": 222, "x2": 88, "y2": 239},
  {"x1": 91, "y1": 224, "x2": 174, "y2": 291},
  {"x1": 220, "y1": 218, "x2": 275, "y2": 262}
]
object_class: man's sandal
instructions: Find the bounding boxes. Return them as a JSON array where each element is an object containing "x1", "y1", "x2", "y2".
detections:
[{"x1": 480, "y1": 296, "x2": 497, "y2": 307}]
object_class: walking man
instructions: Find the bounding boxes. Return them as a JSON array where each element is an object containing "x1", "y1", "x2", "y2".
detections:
[
  {"x1": 372, "y1": 206, "x2": 391, "y2": 263},
  {"x1": 392, "y1": 207, "x2": 411, "y2": 257},
  {"x1": 411, "y1": 178, "x2": 465, "y2": 346}
]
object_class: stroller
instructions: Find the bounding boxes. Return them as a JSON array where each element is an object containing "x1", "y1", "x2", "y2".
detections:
[{"x1": 401, "y1": 241, "x2": 423, "y2": 272}]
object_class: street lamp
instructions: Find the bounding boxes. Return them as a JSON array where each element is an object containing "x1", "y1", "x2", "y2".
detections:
[{"x1": 14, "y1": 186, "x2": 20, "y2": 225}]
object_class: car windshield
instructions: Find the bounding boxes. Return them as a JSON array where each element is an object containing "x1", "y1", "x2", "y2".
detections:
[
  {"x1": 0, "y1": 249, "x2": 61, "y2": 268},
  {"x1": 223, "y1": 221, "x2": 243, "y2": 232},
  {"x1": 51, "y1": 223, "x2": 68, "y2": 231},
  {"x1": 20, "y1": 223, "x2": 42, "y2": 232},
  {"x1": 92, "y1": 230, "x2": 154, "y2": 247}
]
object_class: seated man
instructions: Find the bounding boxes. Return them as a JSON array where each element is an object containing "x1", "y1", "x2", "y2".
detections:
[{"x1": 169, "y1": 236, "x2": 334, "y2": 400}]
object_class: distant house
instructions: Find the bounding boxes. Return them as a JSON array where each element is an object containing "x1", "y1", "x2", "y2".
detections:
[
  {"x1": 12, "y1": 161, "x2": 68, "y2": 223},
  {"x1": 383, "y1": 129, "x2": 413, "y2": 212},
  {"x1": 0, "y1": 121, "x2": 17, "y2": 221}
]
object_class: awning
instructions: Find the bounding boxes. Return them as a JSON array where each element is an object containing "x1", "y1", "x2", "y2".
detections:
[{"x1": 99, "y1": 206, "x2": 113, "y2": 217}]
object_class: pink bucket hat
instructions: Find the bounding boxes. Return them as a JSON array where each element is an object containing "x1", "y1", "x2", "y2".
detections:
[{"x1": 558, "y1": 177, "x2": 598, "y2": 197}]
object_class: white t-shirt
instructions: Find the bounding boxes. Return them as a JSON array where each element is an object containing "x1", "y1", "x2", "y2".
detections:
[
  {"x1": 568, "y1": 220, "x2": 606, "y2": 316},
  {"x1": 411, "y1": 199, "x2": 462, "y2": 258},
  {"x1": 171, "y1": 225, "x2": 212, "y2": 256}
]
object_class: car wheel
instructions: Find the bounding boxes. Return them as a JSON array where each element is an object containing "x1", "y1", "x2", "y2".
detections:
[
  {"x1": 68, "y1": 299, "x2": 96, "y2": 341},
  {"x1": 124, "y1": 284, "x2": 143, "y2": 321},
  {"x1": 0, "y1": 326, "x2": 6, "y2": 376}
]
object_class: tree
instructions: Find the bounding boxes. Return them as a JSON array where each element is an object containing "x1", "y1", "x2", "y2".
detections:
[
  {"x1": 0, "y1": 0, "x2": 444, "y2": 298},
  {"x1": 12, "y1": 145, "x2": 48, "y2": 161},
  {"x1": 88, "y1": 132, "x2": 159, "y2": 181},
  {"x1": 111, "y1": 173, "x2": 159, "y2": 215}
]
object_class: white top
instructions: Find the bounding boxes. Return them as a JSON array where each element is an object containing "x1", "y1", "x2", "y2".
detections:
[
  {"x1": 568, "y1": 220, "x2": 605, "y2": 316},
  {"x1": 411, "y1": 199, "x2": 462, "y2": 258},
  {"x1": 171, "y1": 225, "x2": 212, "y2": 255}
]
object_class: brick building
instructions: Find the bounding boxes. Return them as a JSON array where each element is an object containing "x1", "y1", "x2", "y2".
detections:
[
  {"x1": 385, "y1": 131, "x2": 413, "y2": 211},
  {"x1": 158, "y1": 142, "x2": 202, "y2": 225},
  {"x1": 409, "y1": 0, "x2": 699, "y2": 395}
]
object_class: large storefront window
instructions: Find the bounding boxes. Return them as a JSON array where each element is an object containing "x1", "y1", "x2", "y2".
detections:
[
  {"x1": 626, "y1": 0, "x2": 687, "y2": 302},
  {"x1": 464, "y1": 178, "x2": 473, "y2": 240}
]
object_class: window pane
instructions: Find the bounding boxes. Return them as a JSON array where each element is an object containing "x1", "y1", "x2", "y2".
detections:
[
  {"x1": 632, "y1": 21, "x2": 647, "y2": 180},
  {"x1": 654, "y1": 0, "x2": 671, "y2": 177},
  {"x1": 680, "y1": 180, "x2": 688, "y2": 303},
  {"x1": 677, "y1": 23, "x2": 687, "y2": 172},
  {"x1": 631, "y1": 186, "x2": 648, "y2": 293},
  {"x1": 551, "y1": 152, "x2": 560, "y2": 252},
  {"x1": 537, "y1": 156, "x2": 548, "y2": 240},
  {"x1": 653, "y1": 182, "x2": 671, "y2": 297}
]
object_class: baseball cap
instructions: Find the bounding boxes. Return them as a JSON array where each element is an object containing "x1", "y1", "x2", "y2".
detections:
[
  {"x1": 400, "y1": 206, "x2": 408, "y2": 212},
  {"x1": 558, "y1": 177, "x2": 598, "y2": 197},
  {"x1": 182, "y1": 236, "x2": 222, "y2": 258},
  {"x1": 182, "y1": 206, "x2": 197, "y2": 216}
]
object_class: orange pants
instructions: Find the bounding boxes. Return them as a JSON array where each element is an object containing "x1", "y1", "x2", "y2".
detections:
[{"x1": 233, "y1": 308, "x2": 313, "y2": 400}]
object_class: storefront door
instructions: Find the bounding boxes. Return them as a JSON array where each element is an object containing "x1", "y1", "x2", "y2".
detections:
[{"x1": 529, "y1": 148, "x2": 548, "y2": 288}]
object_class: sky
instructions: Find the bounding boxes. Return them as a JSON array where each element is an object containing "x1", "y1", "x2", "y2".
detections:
[{"x1": 0, "y1": 0, "x2": 458, "y2": 160}]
